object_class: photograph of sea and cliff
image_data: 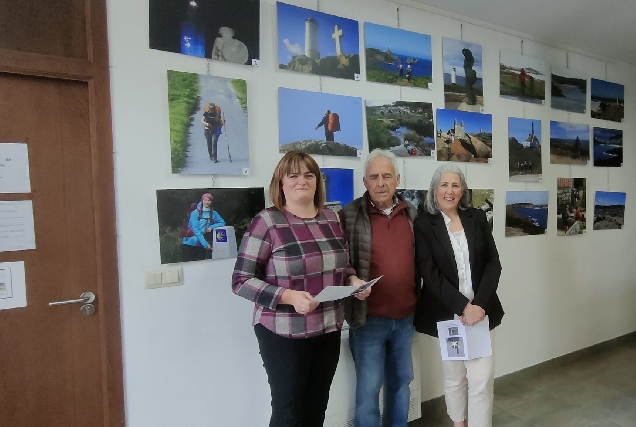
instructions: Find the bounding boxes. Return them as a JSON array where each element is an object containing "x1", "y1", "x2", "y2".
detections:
[
  {"x1": 364, "y1": 22, "x2": 432, "y2": 88},
  {"x1": 551, "y1": 69, "x2": 586, "y2": 114},
  {"x1": 505, "y1": 191, "x2": 549, "y2": 237},
  {"x1": 593, "y1": 127, "x2": 623, "y2": 167},
  {"x1": 500, "y1": 52, "x2": 545, "y2": 104},
  {"x1": 365, "y1": 100, "x2": 434, "y2": 157},
  {"x1": 593, "y1": 191, "x2": 626, "y2": 230}
]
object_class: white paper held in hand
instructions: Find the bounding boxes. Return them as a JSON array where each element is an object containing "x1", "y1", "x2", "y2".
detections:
[
  {"x1": 313, "y1": 276, "x2": 383, "y2": 303},
  {"x1": 436, "y1": 315, "x2": 492, "y2": 361}
]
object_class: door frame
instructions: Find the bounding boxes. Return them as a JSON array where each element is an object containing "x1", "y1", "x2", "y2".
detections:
[{"x1": 0, "y1": 1, "x2": 125, "y2": 425}]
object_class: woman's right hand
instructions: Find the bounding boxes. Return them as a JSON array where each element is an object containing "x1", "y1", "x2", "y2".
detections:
[
  {"x1": 281, "y1": 289, "x2": 319, "y2": 315},
  {"x1": 461, "y1": 303, "x2": 485, "y2": 326}
]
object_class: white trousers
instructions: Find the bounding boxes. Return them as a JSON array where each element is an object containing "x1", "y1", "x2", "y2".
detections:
[{"x1": 442, "y1": 355, "x2": 494, "y2": 427}]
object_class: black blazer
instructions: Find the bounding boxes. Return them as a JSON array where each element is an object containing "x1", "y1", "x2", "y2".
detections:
[{"x1": 414, "y1": 207, "x2": 503, "y2": 337}]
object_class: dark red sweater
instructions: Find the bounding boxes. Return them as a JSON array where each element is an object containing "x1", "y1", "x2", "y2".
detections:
[{"x1": 366, "y1": 201, "x2": 416, "y2": 319}]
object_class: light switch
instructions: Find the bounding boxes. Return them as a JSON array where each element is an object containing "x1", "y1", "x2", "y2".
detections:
[{"x1": 145, "y1": 267, "x2": 183, "y2": 289}]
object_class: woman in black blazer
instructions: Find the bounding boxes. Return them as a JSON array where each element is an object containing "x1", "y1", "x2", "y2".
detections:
[{"x1": 414, "y1": 164, "x2": 502, "y2": 427}]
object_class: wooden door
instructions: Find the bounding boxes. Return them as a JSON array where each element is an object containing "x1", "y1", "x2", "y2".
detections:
[{"x1": 0, "y1": 1, "x2": 124, "y2": 426}]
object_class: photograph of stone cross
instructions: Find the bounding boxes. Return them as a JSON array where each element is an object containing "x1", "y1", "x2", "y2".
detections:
[{"x1": 277, "y1": 2, "x2": 360, "y2": 80}]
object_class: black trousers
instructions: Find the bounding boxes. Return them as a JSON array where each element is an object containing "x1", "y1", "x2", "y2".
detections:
[
  {"x1": 204, "y1": 127, "x2": 220, "y2": 160},
  {"x1": 254, "y1": 324, "x2": 341, "y2": 427},
  {"x1": 181, "y1": 244, "x2": 206, "y2": 262}
]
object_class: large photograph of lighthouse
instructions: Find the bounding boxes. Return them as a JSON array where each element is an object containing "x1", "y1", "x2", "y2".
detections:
[
  {"x1": 277, "y1": 2, "x2": 360, "y2": 80},
  {"x1": 149, "y1": 0, "x2": 260, "y2": 64}
]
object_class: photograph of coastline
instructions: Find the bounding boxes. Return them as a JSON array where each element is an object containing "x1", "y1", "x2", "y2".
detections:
[
  {"x1": 279, "y1": 88, "x2": 363, "y2": 157},
  {"x1": 509, "y1": 117, "x2": 542, "y2": 181},
  {"x1": 320, "y1": 168, "x2": 354, "y2": 212},
  {"x1": 505, "y1": 191, "x2": 549, "y2": 237},
  {"x1": 591, "y1": 79, "x2": 624, "y2": 122},
  {"x1": 593, "y1": 191, "x2": 626, "y2": 230},
  {"x1": 550, "y1": 121, "x2": 590, "y2": 165},
  {"x1": 149, "y1": 0, "x2": 259, "y2": 64},
  {"x1": 436, "y1": 109, "x2": 493, "y2": 162},
  {"x1": 364, "y1": 23, "x2": 432, "y2": 88},
  {"x1": 156, "y1": 187, "x2": 265, "y2": 264},
  {"x1": 557, "y1": 178, "x2": 586, "y2": 236},
  {"x1": 443, "y1": 38, "x2": 483, "y2": 112},
  {"x1": 277, "y1": 2, "x2": 360, "y2": 80},
  {"x1": 168, "y1": 71, "x2": 249, "y2": 175},
  {"x1": 365, "y1": 100, "x2": 434, "y2": 157},
  {"x1": 593, "y1": 127, "x2": 623, "y2": 167},
  {"x1": 551, "y1": 68, "x2": 586, "y2": 114},
  {"x1": 500, "y1": 52, "x2": 545, "y2": 104}
]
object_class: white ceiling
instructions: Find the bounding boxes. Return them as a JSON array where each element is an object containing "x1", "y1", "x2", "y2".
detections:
[{"x1": 405, "y1": 0, "x2": 636, "y2": 66}]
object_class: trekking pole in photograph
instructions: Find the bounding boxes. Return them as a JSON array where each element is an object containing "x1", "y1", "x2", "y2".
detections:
[{"x1": 222, "y1": 112, "x2": 232, "y2": 163}]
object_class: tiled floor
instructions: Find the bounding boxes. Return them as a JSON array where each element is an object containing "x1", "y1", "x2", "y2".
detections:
[{"x1": 409, "y1": 335, "x2": 636, "y2": 427}]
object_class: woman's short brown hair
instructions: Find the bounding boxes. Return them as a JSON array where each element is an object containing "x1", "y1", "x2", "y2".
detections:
[{"x1": 269, "y1": 151, "x2": 324, "y2": 211}]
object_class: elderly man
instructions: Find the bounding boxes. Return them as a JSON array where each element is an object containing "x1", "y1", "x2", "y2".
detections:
[{"x1": 339, "y1": 149, "x2": 419, "y2": 427}]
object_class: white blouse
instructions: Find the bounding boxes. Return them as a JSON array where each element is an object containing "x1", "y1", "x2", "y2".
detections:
[{"x1": 441, "y1": 211, "x2": 474, "y2": 301}]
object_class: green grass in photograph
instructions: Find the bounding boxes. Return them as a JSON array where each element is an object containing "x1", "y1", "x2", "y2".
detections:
[
  {"x1": 231, "y1": 79, "x2": 248, "y2": 110},
  {"x1": 168, "y1": 71, "x2": 199, "y2": 173}
]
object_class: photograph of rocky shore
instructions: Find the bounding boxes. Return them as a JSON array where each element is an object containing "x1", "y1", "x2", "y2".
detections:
[
  {"x1": 277, "y1": 2, "x2": 360, "y2": 80},
  {"x1": 436, "y1": 109, "x2": 492, "y2": 162},
  {"x1": 551, "y1": 69, "x2": 586, "y2": 114},
  {"x1": 364, "y1": 22, "x2": 432, "y2": 88},
  {"x1": 591, "y1": 78, "x2": 624, "y2": 122},
  {"x1": 593, "y1": 191, "x2": 626, "y2": 230},
  {"x1": 506, "y1": 191, "x2": 549, "y2": 237},
  {"x1": 593, "y1": 127, "x2": 623, "y2": 167}
]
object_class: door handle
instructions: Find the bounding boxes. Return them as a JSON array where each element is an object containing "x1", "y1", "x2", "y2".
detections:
[{"x1": 49, "y1": 291, "x2": 96, "y2": 306}]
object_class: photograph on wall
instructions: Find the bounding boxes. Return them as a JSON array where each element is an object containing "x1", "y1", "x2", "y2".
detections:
[
  {"x1": 593, "y1": 127, "x2": 623, "y2": 167},
  {"x1": 549, "y1": 121, "x2": 589, "y2": 165},
  {"x1": 364, "y1": 22, "x2": 432, "y2": 88},
  {"x1": 556, "y1": 178, "x2": 586, "y2": 236},
  {"x1": 551, "y1": 68, "x2": 586, "y2": 114},
  {"x1": 590, "y1": 78, "x2": 624, "y2": 122},
  {"x1": 397, "y1": 188, "x2": 493, "y2": 228},
  {"x1": 499, "y1": 52, "x2": 545, "y2": 104},
  {"x1": 436, "y1": 109, "x2": 492, "y2": 162},
  {"x1": 320, "y1": 168, "x2": 354, "y2": 212},
  {"x1": 277, "y1": 2, "x2": 360, "y2": 80},
  {"x1": 365, "y1": 100, "x2": 434, "y2": 157},
  {"x1": 279, "y1": 88, "x2": 363, "y2": 157},
  {"x1": 505, "y1": 191, "x2": 548, "y2": 237},
  {"x1": 156, "y1": 187, "x2": 265, "y2": 264},
  {"x1": 168, "y1": 71, "x2": 249, "y2": 175},
  {"x1": 443, "y1": 38, "x2": 483, "y2": 112},
  {"x1": 593, "y1": 191, "x2": 626, "y2": 230},
  {"x1": 509, "y1": 117, "x2": 542, "y2": 182},
  {"x1": 149, "y1": 0, "x2": 259, "y2": 64}
]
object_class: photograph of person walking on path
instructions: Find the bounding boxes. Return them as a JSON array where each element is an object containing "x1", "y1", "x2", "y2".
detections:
[{"x1": 168, "y1": 71, "x2": 249, "y2": 175}]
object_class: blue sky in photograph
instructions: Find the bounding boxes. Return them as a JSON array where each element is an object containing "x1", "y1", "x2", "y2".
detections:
[
  {"x1": 506, "y1": 191, "x2": 549, "y2": 206},
  {"x1": 364, "y1": 22, "x2": 431, "y2": 60},
  {"x1": 595, "y1": 191, "x2": 626, "y2": 206},
  {"x1": 437, "y1": 109, "x2": 492, "y2": 133},
  {"x1": 277, "y1": 2, "x2": 359, "y2": 64},
  {"x1": 278, "y1": 88, "x2": 363, "y2": 149},
  {"x1": 593, "y1": 127, "x2": 622, "y2": 142},
  {"x1": 509, "y1": 117, "x2": 541, "y2": 143},
  {"x1": 442, "y1": 37, "x2": 482, "y2": 77},
  {"x1": 550, "y1": 121, "x2": 589, "y2": 140},
  {"x1": 591, "y1": 79, "x2": 624, "y2": 100}
]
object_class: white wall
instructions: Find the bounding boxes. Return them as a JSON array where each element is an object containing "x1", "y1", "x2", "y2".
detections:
[{"x1": 106, "y1": 0, "x2": 636, "y2": 425}]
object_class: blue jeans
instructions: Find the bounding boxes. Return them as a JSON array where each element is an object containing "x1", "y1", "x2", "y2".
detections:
[{"x1": 349, "y1": 314, "x2": 415, "y2": 427}]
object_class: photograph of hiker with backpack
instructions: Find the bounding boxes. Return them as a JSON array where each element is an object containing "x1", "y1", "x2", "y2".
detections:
[
  {"x1": 181, "y1": 192, "x2": 226, "y2": 262},
  {"x1": 315, "y1": 109, "x2": 340, "y2": 142},
  {"x1": 278, "y1": 88, "x2": 363, "y2": 157},
  {"x1": 203, "y1": 103, "x2": 225, "y2": 163}
]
